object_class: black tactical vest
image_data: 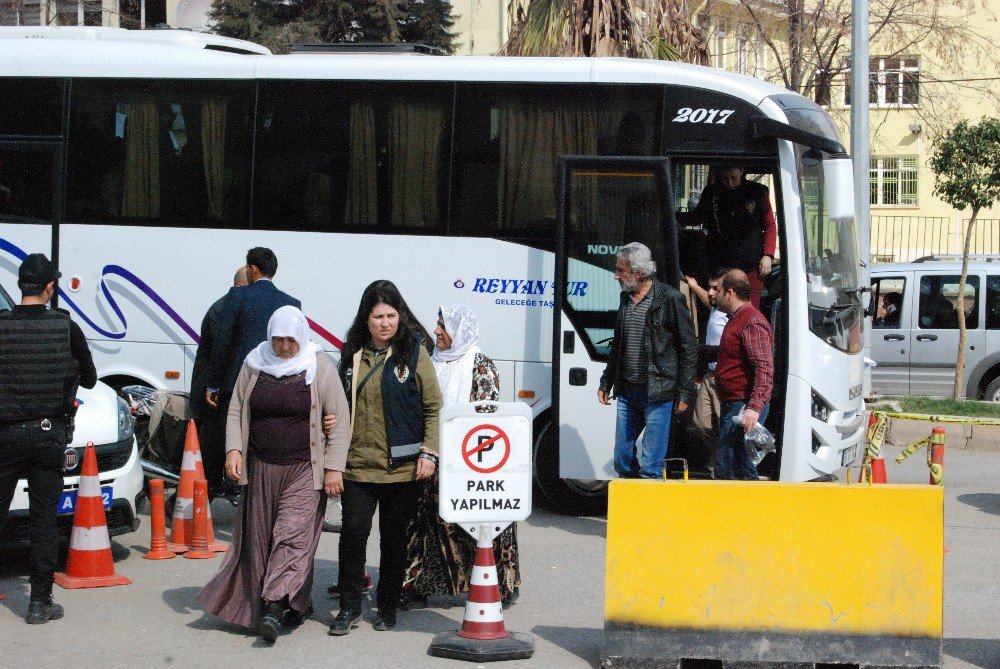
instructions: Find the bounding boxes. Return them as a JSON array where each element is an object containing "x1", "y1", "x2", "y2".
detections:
[
  {"x1": 705, "y1": 180, "x2": 768, "y2": 271},
  {"x1": 0, "y1": 310, "x2": 79, "y2": 421}
]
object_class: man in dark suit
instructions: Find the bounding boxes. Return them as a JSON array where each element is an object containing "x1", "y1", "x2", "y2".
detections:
[
  {"x1": 190, "y1": 265, "x2": 248, "y2": 498},
  {"x1": 205, "y1": 247, "x2": 301, "y2": 419}
]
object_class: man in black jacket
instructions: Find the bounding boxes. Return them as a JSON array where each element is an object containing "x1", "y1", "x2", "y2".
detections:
[
  {"x1": 0, "y1": 254, "x2": 97, "y2": 624},
  {"x1": 597, "y1": 242, "x2": 697, "y2": 479},
  {"x1": 190, "y1": 265, "x2": 247, "y2": 498},
  {"x1": 205, "y1": 247, "x2": 300, "y2": 419}
]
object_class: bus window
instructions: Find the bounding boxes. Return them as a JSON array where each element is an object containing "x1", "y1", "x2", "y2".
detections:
[
  {"x1": 66, "y1": 80, "x2": 254, "y2": 229},
  {"x1": 450, "y1": 83, "x2": 660, "y2": 242},
  {"x1": 254, "y1": 81, "x2": 452, "y2": 234},
  {"x1": 0, "y1": 150, "x2": 54, "y2": 224},
  {"x1": 0, "y1": 78, "x2": 63, "y2": 136}
]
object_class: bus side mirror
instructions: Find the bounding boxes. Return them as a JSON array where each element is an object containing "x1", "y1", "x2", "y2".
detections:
[{"x1": 823, "y1": 158, "x2": 855, "y2": 221}]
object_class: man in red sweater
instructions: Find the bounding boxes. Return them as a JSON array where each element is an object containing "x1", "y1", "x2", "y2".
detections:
[{"x1": 711, "y1": 269, "x2": 774, "y2": 480}]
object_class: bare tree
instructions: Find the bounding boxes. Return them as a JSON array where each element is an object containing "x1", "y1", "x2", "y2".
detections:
[{"x1": 736, "y1": 0, "x2": 1000, "y2": 134}]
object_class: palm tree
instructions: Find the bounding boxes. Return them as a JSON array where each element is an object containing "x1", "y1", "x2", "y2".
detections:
[{"x1": 500, "y1": 0, "x2": 709, "y2": 63}]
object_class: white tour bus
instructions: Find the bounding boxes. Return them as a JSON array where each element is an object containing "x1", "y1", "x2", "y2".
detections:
[{"x1": 0, "y1": 28, "x2": 866, "y2": 514}]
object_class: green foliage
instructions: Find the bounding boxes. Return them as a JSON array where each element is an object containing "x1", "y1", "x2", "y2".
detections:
[
  {"x1": 210, "y1": 0, "x2": 458, "y2": 55},
  {"x1": 885, "y1": 396, "x2": 1000, "y2": 419},
  {"x1": 929, "y1": 118, "x2": 1000, "y2": 213}
]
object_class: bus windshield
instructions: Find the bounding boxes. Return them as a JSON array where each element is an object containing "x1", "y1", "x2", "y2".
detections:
[{"x1": 798, "y1": 149, "x2": 863, "y2": 353}]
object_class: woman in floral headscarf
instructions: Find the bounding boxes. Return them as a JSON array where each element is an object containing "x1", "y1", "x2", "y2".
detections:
[{"x1": 398, "y1": 304, "x2": 521, "y2": 609}]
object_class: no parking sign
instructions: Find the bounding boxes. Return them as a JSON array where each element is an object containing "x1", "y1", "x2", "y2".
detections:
[{"x1": 439, "y1": 402, "x2": 533, "y2": 527}]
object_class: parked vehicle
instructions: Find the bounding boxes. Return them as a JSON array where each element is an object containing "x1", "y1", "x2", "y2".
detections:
[
  {"x1": 0, "y1": 280, "x2": 144, "y2": 547},
  {"x1": 870, "y1": 256, "x2": 1000, "y2": 400}
]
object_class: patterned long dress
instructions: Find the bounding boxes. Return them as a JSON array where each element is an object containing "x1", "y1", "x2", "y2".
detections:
[{"x1": 401, "y1": 352, "x2": 521, "y2": 602}]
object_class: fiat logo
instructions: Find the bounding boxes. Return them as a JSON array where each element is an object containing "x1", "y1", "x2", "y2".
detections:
[{"x1": 64, "y1": 448, "x2": 80, "y2": 471}]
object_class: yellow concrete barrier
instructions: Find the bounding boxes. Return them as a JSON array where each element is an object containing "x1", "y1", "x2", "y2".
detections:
[{"x1": 603, "y1": 480, "x2": 943, "y2": 668}]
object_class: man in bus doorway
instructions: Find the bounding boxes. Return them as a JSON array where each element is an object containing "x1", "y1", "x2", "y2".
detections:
[
  {"x1": 685, "y1": 267, "x2": 730, "y2": 475},
  {"x1": 710, "y1": 269, "x2": 774, "y2": 480},
  {"x1": 692, "y1": 166, "x2": 777, "y2": 308},
  {"x1": 0, "y1": 253, "x2": 97, "y2": 624},
  {"x1": 597, "y1": 242, "x2": 698, "y2": 479}
]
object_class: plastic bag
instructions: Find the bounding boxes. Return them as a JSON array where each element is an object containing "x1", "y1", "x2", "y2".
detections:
[{"x1": 731, "y1": 408, "x2": 776, "y2": 466}]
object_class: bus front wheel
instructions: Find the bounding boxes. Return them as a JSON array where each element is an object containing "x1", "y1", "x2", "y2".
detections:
[{"x1": 533, "y1": 418, "x2": 608, "y2": 516}]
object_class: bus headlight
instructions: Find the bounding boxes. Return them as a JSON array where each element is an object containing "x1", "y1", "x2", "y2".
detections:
[
  {"x1": 811, "y1": 391, "x2": 831, "y2": 423},
  {"x1": 117, "y1": 396, "x2": 135, "y2": 441}
]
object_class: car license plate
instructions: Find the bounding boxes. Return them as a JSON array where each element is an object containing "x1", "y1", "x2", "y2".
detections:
[
  {"x1": 840, "y1": 445, "x2": 858, "y2": 467},
  {"x1": 57, "y1": 487, "x2": 113, "y2": 514}
]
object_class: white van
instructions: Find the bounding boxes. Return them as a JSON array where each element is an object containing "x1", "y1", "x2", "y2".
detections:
[
  {"x1": 870, "y1": 257, "x2": 1000, "y2": 400},
  {"x1": 0, "y1": 281, "x2": 144, "y2": 547}
]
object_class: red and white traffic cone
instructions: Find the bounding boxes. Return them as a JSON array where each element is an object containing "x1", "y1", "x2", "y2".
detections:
[
  {"x1": 54, "y1": 443, "x2": 131, "y2": 589},
  {"x1": 459, "y1": 543, "x2": 508, "y2": 640},
  {"x1": 166, "y1": 421, "x2": 227, "y2": 553},
  {"x1": 429, "y1": 523, "x2": 533, "y2": 661}
]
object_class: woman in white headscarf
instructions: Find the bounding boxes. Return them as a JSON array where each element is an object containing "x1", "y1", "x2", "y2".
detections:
[
  {"x1": 399, "y1": 304, "x2": 521, "y2": 609},
  {"x1": 198, "y1": 306, "x2": 351, "y2": 645}
]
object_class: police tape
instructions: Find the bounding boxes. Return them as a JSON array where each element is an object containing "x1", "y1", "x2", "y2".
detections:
[{"x1": 894, "y1": 429, "x2": 946, "y2": 486}]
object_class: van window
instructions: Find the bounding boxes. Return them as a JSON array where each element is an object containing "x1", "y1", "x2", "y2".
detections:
[
  {"x1": 987, "y1": 275, "x2": 1000, "y2": 330},
  {"x1": 872, "y1": 277, "x2": 905, "y2": 328},
  {"x1": 918, "y1": 275, "x2": 979, "y2": 329}
]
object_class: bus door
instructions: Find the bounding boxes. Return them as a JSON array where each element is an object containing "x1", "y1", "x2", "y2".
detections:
[
  {"x1": 0, "y1": 141, "x2": 64, "y2": 301},
  {"x1": 554, "y1": 157, "x2": 681, "y2": 482}
]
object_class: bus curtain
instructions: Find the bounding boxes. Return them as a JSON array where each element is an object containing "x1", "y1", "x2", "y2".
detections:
[
  {"x1": 344, "y1": 98, "x2": 447, "y2": 228},
  {"x1": 201, "y1": 99, "x2": 227, "y2": 221},
  {"x1": 498, "y1": 100, "x2": 598, "y2": 230},
  {"x1": 122, "y1": 98, "x2": 160, "y2": 219}
]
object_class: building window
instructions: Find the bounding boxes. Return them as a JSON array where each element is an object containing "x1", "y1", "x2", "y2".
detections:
[
  {"x1": 736, "y1": 30, "x2": 749, "y2": 75},
  {"x1": 1, "y1": 0, "x2": 41, "y2": 25},
  {"x1": 713, "y1": 24, "x2": 727, "y2": 70},
  {"x1": 845, "y1": 56, "x2": 920, "y2": 107},
  {"x1": 870, "y1": 156, "x2": 918, "y2": 206}
]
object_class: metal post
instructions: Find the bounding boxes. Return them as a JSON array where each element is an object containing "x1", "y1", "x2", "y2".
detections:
[{"x1": 851, "y1": 0, "x2": 871, "y2": 381}]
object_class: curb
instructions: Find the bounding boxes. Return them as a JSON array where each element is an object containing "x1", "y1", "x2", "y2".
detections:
[{"x1": 886, "y1": 418, "x2": 1000, "y2": 453}]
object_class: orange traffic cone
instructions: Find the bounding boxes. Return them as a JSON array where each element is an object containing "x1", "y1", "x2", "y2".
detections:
[
  {"x1": 428, "y1": 524, "x2": 533, "y2": 661},
  {"x1": 182, "y1": 480, "x2": 216, "y2": 560},
  {"x1": 143, "y1": 478, "x2": 175, "y2": 560},
  {"x1": 166, "y1": 420, "x2": 227, "y2": 553},
  {"x1": 54, "y1": 443, "x2": 131, "y2": 589},
  {"x1": 870, "y1": 457, "x2": 888, "y2": 484}
]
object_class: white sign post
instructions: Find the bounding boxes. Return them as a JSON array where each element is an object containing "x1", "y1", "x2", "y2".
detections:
[{"x1": 430, "y1": 401, "x2": 534, "y2": 662}]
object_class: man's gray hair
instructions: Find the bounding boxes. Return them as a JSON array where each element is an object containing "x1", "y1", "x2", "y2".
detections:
[{"x1": 617, "y1": 242, "x2": 657, "y2": 280}]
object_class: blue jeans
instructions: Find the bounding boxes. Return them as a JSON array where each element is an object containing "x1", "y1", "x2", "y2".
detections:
[
  {"x1": 614, "y1": 390, "x2": 674, "y2": 479},
  {"x1": 716, "y1": 401, "x2": 770, "y2": 481}
]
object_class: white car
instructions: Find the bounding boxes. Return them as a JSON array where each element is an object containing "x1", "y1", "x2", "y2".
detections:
[{"x1": 0, "y1": 281, "x2": 144, "y2": 547}]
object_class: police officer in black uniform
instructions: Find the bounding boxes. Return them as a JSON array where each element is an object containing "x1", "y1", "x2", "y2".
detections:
[
  {"x1": 692, "y1": 166, "x2": 777, "y2": 308},
  {"x1": 0, "y1": 253, "x2": 97, "y2": 624}
]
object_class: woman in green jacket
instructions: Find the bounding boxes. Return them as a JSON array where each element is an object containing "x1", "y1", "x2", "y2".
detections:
[{"x1": 329, "y1": 280, "x2": 443, "y2": 636}]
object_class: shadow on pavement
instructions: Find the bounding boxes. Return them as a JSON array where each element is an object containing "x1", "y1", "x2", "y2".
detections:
[
  {"x1": 526, "y1": 507, "x2": 606, "y2": 538},
  {"x1": 162, "y1": 585, "x2": 204, "y2": 615},
  {"x1": 956, "y1": 493, "x2": 1000, "y2": 517},
  {"x1": 945, "y1": 637, "x2": 1000, "y2": 669},
  {"x1": 532, "y1": 624, "x2": 602, "y2": 667}
]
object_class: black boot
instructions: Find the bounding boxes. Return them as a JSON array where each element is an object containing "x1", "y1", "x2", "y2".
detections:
[
  {"x1": 372, "y1": 609, "x2": 397, "y2": 631},
  {"x1": 26, "y1": 598, "x2": 64, "y2": 625},
  {"x1": 258, "y1": 601, "x2": 283, "y2": 643},
  {"x1": 328, "y1": 607, "x2": 362, "y2": 636}
]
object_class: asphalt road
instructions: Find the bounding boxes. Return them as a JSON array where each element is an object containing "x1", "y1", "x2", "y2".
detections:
[{"x1": 0, "y1": 446, "x2": 997, "y2": 669}]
